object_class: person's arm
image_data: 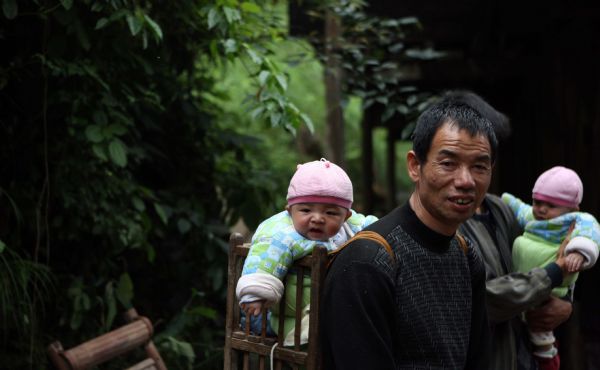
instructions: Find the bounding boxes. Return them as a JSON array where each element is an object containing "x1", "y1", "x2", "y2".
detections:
[
  {"x1": 485, "y1": 263, "x2": 563, "y2": 323},
  {"x1": 564, "y1": 212, "x2": 600, "y2": 269},
  {"x1": 238, "y1": 213, "x2": 331, "y2": 305},
  {"x1": 320, "y1": 240, "x2": 397, "y2": 370}
]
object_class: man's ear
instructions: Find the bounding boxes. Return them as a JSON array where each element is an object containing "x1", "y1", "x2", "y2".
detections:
[{"x1": 406, "y1": 150, "x2": 421, "y2": 182}]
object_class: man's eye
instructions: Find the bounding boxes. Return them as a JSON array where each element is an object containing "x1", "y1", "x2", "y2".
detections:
[{"x1": 440, "y1": 161, "x2": 455, "y2": 168}]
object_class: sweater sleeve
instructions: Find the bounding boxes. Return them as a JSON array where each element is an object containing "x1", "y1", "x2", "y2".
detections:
[
  {"x1": 320, "y1": 240, "x2": 397, "y2": 370},
  {"x1": 485, "y1": 264, "x2": 562, "y2": 323},
  {"x1": 501, "y1": 192, "x2": 534, "y2": 228}
]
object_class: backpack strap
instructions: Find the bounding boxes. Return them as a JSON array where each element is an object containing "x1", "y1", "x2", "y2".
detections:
[
  {"x1": 455, "y1": 232, "x2": 468, "y2": 255},
  {"x1": 327, "y1": 230, "x2": 395, "y2": 269}
]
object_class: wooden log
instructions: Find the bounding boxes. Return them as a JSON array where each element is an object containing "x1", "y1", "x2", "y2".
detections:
[
  {"x1": 125, "y1": 358, "x2": 157, "y2": 370},
  {"x1": 60, "y1": 317, "x2": 153, "y2": 370}
]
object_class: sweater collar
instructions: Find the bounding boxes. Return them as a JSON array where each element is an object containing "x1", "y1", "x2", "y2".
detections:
[{"x1": 399, "y1": 202, "x2": 454, "y2": 253}]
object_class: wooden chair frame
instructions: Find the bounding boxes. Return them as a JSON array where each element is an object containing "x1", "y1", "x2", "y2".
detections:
[
  {"x1": 47, "y1": 308, "x2": 167, "y2": 370},
  {"x1": 224, "y1": 232, "x2": 328, "y2": 370}
]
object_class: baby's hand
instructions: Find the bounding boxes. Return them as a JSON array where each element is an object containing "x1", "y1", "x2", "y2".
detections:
[
  {"x1": 565, "y1": 252, "x2": 585, "y2": 273},
  {"x1": 241, "y1": 300, "x2": 265, "y2": 316}
]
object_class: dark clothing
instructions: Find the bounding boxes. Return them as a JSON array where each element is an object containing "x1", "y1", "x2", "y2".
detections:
[
  {"x1": 460, "y1": 194, "x2": 565, "y2": 370},
  {"x1": 321, "y1": 202, "x2": 490, "y2": 369}
]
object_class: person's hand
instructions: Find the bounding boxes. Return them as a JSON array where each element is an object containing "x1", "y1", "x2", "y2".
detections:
[
  {"x1": 241, "y1": 300, "x2": 265, "y2": 316},
  {"x1": 565, "y1": 252, "x2": 585, "y2": 273},
  {"x1": 526, "y1": 296, "x2": 572, "y2": 332}
]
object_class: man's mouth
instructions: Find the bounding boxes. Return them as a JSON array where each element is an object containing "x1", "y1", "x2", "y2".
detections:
[{"x1": 450, "y1": 197, "x2": 473, "y2": 206}]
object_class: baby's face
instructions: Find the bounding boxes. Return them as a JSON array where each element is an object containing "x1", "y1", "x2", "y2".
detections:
[
  {"x1": 532, "y1": 199, "x2": 576, "y2": 220},
  {"x1": 288, "y1": 203, "x2": 351, "y2": 241}
]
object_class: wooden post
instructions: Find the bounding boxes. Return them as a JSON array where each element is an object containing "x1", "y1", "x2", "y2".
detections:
[
  {"x1": 224, "y1": 232, "x2": 244, "y2": 370},
  {"x1": 324, "y1": 9, "x2": 345, "y2": 166}
]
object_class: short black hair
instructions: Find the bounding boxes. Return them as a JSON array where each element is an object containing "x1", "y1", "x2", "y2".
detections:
[{"x1": 412, "y1": 91, "x2": 499, "y2": 164}]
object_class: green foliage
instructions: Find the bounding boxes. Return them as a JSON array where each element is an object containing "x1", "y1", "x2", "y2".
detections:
[{"x1": 0, "y1": 0, "x2": 309, "y2": 368}]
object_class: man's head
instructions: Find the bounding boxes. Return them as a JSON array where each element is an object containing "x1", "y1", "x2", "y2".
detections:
[{"x1": 407, "y1": 92, "x2": 497, "y2": 235}]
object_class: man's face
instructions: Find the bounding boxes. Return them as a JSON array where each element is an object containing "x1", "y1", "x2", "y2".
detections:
[
  {"x1": 287, "y1": 203, "x2": 352, "y2": 241},
  {"x1": 407, "y1": 122, "x2": 493, "y2": 235}
]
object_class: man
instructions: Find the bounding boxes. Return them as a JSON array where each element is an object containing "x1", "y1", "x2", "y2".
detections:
[
  {"x1": 455, "y1": 91, "x2": 573, "y2": 370},
  {"x1": 320, "y1": 93, "x2": 494, "y2": 369}
]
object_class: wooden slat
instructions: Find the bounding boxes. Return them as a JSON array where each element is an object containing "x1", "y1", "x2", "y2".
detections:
[
  {"x1": 126, "y1": 358, "x2": 156, "y2": 370},
  {"x1": 225, "y1": 232, "x2": 245, "y2": 370},
  {"x1": 230, "y1": 338, "x2": 307, "y2": 365}
]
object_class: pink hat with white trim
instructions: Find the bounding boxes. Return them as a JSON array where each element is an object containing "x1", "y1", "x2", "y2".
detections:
[
  {"x1": 532, "y1": 166, "x2": 583, "y2": 208},
  {"x1": 287, "y1": 158, "x2": 353, "y2": 209}
]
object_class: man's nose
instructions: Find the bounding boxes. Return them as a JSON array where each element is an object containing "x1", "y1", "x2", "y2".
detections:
[{"x1": 455, "y1": 166, "x2": 476, "y2": 188}]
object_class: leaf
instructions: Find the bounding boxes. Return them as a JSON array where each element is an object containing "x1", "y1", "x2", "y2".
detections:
[
  {"x1": 223, "y1": 38, "x2": 237, "y2": 54},
  {"x1": 274, "y1": 73, "x2": 287, "y2": 92},
  {"x1": 0, "y1": 239, "x2": 5, "y2": 253},
  {"x1": 85, "y1": 125, "x2": 104, "y2": 143},
  {"x1": 381, "y1": 106, "x2": 396, "y2": 122},
  {"x1": 60, "y1": 0, "x2": 73, "y2": 10},
  {"x1": 240, "y1": 2, "x2": 261, "y2": 14},
  {"x1": 95, "y1": 18, "x2": 109, "y2": 30},
  {"x1": 258, "y1": 70, "x2": 270, "y2": 86},
  {"x1": 2, "y1": 0, "x2": 17, "y2": 19},
  {"x1": 116, "y1": 273, "x2": 134, "y2": 308},
  {"x1": 154, "y1": 203, "x2": 169, "y2": 224},
  {"x1": 108, "y1": 138, "x2": 128, "y2": 167},
  {"x1": 126, "y1": 13, "x2": 143, "y2": 36},
  {"x1": 92, "y1": 144, "x2": 108, "y2": 161},
  {"x1": 300, "y1": 113, "x2": 314, "y2": 133},
  {"x1": 93, "y1": 110, "x2": 108, "y2": 125},
  {"x1": 207, "y1": 7, "x2": 219, "y2": 29},
  {"x1": 106, "y1": 123, "x2": 127, "y2": 136},
  {"x1": 132, "y1": 197, "x2": 145, "y2": 212},
  {"x1": 104, "y1": 282, "x2": 116, "y2": 330},
  {"x1": 143, "y1": 14, "x2": 163, "y2": 40},
  {"x1": 222, "y1": 7, "x2": 241, "y2": 24},
  {"x1": 244, "y1": 46, "x2": 262, "y2": 65},
  {"x1": 177, "y1": 218, "x2": 191, "y2": 234},
  {"x1": 163, "y1": 336, "x2": 196, "y2": 360}
]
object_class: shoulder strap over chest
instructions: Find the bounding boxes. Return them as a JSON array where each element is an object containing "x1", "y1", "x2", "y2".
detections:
[
  {"x1": 327, "y1": 230, "x2": 395, "y2": 269},
  {"x1": 455, "y1": 232, "x2": 468, "y2": 255}
]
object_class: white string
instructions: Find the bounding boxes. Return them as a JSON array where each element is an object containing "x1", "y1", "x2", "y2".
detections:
[{"x1": 270, "y1": 342, "x2": 279, "y2": 370}]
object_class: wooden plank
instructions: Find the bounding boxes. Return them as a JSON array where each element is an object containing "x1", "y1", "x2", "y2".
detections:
[
  {"x1": 224, "y1": 232, "x2": 245, "y2": 370},
  {"x1": 230, "y1": 338, "x2": 307, "y2": 365},
  {"x1": 307, "y1": 246, "x2": 327, "y2": 370}
]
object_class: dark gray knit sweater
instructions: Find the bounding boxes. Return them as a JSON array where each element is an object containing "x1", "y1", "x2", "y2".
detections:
[{"x1": 321, "y1": 203, "x2": 490, "y2": 369}]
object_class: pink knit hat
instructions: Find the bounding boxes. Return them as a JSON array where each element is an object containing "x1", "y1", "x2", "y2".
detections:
[
  {"x1": 532, "y1": 166, "x2": 583, "y2": 208},
  {"x1": 287, "y1": 158, "x2": 353, "y2": 209}
]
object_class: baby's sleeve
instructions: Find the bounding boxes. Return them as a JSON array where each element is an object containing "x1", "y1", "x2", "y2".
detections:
[
  {"x1": 345, "y1": 210, "x2": 379, "y2": 233},
  {"x1": 501, "y1": 193, "x2": 534, "y2": 227},
  {"x1": 565, "y1": 212, "x2": 600, "y2": 269}
]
